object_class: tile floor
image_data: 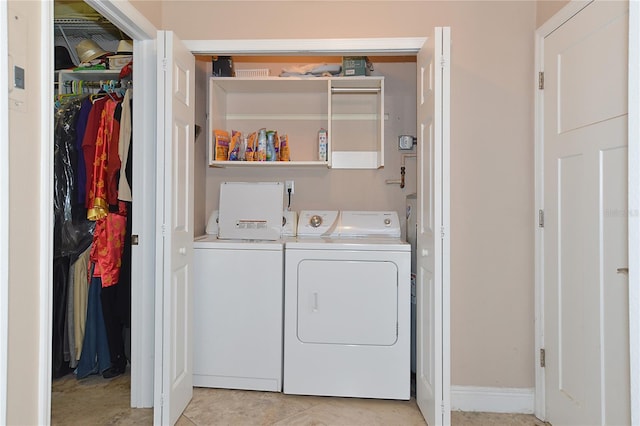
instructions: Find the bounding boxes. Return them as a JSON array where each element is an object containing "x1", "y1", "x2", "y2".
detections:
[{"x1": 51, "y1": 370, "x2": 548, "y2": 425}]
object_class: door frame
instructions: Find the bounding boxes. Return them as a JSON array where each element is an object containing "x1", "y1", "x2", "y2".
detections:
[
  {"x1": 0, "y1": 0, "x2": 9, "y2": 423},
  {"x1": 533, "y1": 0, "x2": 639, "y2": 422},
  {"x1": 38, "y1": 0, "x2": 159, "y2": 420},
  {"x1": 628, "y1": 1, "x2": 640, "y2": 424},
  {"x1": 84, "y1": 0, "x2": 158, "y2": 408}
]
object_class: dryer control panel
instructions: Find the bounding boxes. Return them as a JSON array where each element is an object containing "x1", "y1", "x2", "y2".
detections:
[
  {"x1": 339, "y1": 211, "x2": 401, "y2": 238},
  {"x1": 296, "y1": 210, "x2": 401, "y2": 238},
  {"x1": 297, "y1": 211, "x2": 340, "y2": 237}
]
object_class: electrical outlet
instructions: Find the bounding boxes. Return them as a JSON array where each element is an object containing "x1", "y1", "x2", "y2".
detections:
[
  {"x1": 399, "y1": 135, "x2": 415, "y2": 150},
  {"x1": 286, "y1": 180, "x2": 295, "y2": 194}
]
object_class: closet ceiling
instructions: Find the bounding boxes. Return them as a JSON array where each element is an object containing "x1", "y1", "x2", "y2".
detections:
[{"x1": 54, "y1": 0, "x2": 125, "y2": 65}]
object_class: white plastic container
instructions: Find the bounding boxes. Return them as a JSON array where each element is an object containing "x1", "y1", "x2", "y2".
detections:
[
  {"x1": 318, "y1": 128, "x2": 328, "y2": 161},
  {"x1": 234, "y1": 68, "x2": 270, "y2": 77}
]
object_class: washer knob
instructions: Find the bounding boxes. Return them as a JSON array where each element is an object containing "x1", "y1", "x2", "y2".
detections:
[
  {"x1": 309, "y1": 214, "x2": 323, "y2": 228},
  {"x1": 384, "y1": 218, "x2": 391, "y2": 225}
]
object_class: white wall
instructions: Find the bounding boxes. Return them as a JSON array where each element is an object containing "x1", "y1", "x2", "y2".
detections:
[{"x1": 5, "y1": 1, "x2": 48, "y2": 423}]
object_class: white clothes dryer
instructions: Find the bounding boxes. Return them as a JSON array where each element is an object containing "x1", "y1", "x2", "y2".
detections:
[{"x1": 283, "y1": 211, "x2": 411, "y2": 400}]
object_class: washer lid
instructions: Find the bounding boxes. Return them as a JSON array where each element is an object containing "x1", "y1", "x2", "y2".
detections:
[
  {"x1": 218, "y1": 182, "x2": 284, "y2": 241},
  {"x1": 338, "y1": 211, "x2": 401, "y2": 238}
]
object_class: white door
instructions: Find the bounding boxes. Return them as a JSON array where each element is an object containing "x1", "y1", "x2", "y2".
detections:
[
  {"x1": 415, "y1": 27, "x2": 451, "y2": 426},
  {"x1": 543, "y1": 1, "x2": 629, "y2": 424},
  {"x1": 154, "y1": 30, "x2": 195, "y2": 426}
]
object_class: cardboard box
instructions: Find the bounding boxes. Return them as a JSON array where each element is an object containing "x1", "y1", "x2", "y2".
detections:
[
  {"x1": 342, "y1": 56, "x2": 372, "y2": 76},
  {"x1": 212, "y1": 56, "x2": 234, "y2": 77},
  {"x1": 108, "y1": 55, "x2": 132, "y2": 71}
]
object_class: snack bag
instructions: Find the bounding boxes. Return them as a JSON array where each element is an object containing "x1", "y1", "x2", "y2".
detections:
[
  {"x1": 229, "y1": 130, "x2": 242, "y2": 161},
  {"x1": 273, "y1": 131, "x2": 280, "y2": 161},
  {"x1": 245, "y1": 131, "x2": 257, "y2": 161},
  {"x1": 279, "y1": 134, "x2": 291, "y2": 161},
  {"x1": 213, "y1": 130, "x2": 230, "y2": 161}
]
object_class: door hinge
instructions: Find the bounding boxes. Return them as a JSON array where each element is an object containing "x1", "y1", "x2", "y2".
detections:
[
  {"x1": 538, "y1": 71, "x2": 544, "y2": 90},
  {"x1": 131, "y1": 234, "x2": 139, "y2": 246},
  {"x1": 162, "y1": 58, "x2": 168, "y2": 72},
  {"x1": 441, "y1": 226, "x2": 446, "y2": 239},
  {"x1": 538, "y1": 209, "x2": 544, "y2": 228},
  {"x1": 540, "y1": 348, "x2": 546, "y2": 368}
]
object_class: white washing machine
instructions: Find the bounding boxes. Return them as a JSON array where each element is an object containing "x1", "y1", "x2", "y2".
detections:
[
  {"x1": 283, "y1": 210, "x2": 411, "y2": 400},
  {"x1": 192, "y1": 182, "x2": 288, "y2": 392}
]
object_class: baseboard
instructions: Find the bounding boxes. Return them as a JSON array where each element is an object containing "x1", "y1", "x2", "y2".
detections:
[{"x1": 451, "y1": 386, "x2": 535, "y2": 414}]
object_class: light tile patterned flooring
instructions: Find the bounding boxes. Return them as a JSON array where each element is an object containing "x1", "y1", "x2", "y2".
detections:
[{"x1": 51, "y1": 370, "x2": 548, "y2": 425}]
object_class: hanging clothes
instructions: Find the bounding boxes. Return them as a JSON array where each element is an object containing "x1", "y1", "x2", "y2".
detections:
[
  {"x1": 118, "y1": 88, "x2": 133, "y2": 202},
  {"x1": 72, "y1": 245, "x2": 92, "y2": 363},
  {"x1": 52, "y1": 95, "x2": 96, "y2": 378},
  {"x1": 74, "y1": 97, "x2": 93, "y2": 205},
  {"x1": 87, "y1": 96, "x2": 122, "y2": 220},
  {"x1": 82, "y1": 96, "x2": 108, "y2": 215},
  {"x1": 52, "y1": 256, "x2": 72, "y2": 379},
  {"x1": 76, "y1": 271, "x2": 111, "y2": 379},
  {"x1": 53, "y1": 96, "x2": 95, "y2": 260},
  {"x1": 52, "y1": 78, "x2": 133, "y2": 380}
]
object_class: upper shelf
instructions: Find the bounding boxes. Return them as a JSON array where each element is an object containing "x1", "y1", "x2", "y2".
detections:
[
  {"x1": 210, "y1": 76, "x2": 384, "y2": 92},
  {"x1": 208, "y1": 76, "x2": 385, "y2": 169}
]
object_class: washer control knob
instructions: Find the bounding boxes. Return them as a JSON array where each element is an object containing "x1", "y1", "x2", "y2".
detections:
[
  {"x1": 384, "y1": 218, "x2": 391, "y2": 226},
  {"x1": 310, "y1": 214, "x2": 323, "y2": 228}
]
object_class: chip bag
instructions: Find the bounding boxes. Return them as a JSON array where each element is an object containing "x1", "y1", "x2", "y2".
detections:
[
  {"x1": 213, "y1": 130, "x2": 230, "y2": 161},
  {"x1": 279, "y1": 134, "x2": 290, "y2": 161}
]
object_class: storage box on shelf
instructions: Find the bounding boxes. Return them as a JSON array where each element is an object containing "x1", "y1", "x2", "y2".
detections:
[
  {"x1": 234, "y1": 69, "x2": 270, "y2": 77},
  {"x1": 207, "y1": 76, "x2": 384, "y2": 169},
  {"x1": 342, "y1": 56, "x2": 372, "y2": 76}
]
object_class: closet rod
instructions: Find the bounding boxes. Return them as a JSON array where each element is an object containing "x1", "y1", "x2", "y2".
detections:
[{"x1": 62, "y1": 80, "x2": 131, "y2": 88}]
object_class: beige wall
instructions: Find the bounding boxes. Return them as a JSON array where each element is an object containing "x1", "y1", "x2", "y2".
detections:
[
  {"x1": 6, "y1": 1, "x2": 45, "y2": 424},
  {"x1": 129, "y1": 0, "x2": 162, "y2": 29},
  {"x1": 536, "y1": 0, "x2": 571, "y2": 27},
  {"x1": 163, "y1": 1, "x2": 538, "y2": 389},
  {"x1": 197, "y1": 57, "x2": 417, "y2": 232}
]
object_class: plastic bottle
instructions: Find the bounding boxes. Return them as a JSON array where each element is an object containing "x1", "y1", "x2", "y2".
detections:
[
  {"x1": 318, "y1": 128, "x2": 328, "y2": 161},
  {"x1": 257, "y1": 128, "x2": 267, "y2": 161},
  {"x1": 266, "y1": 130, "x2": 276, "y2": 161}
]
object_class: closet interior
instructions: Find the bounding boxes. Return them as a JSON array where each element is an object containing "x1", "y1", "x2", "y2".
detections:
[{"x1": 52, "y1": 0, "x2": 134, "y2": 397}]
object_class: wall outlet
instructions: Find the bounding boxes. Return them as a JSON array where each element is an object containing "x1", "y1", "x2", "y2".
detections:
[
  {"x1": 286, "y1": 180, "x2": 295, "y2": 194},
  {"x1": 399, "y1": 135, "x2": 416, "y2": 150}
]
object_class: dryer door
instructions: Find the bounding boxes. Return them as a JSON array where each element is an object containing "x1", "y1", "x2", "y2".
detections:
[{"x1": 297, "y1": 259, "x2": 398, "y2": 345}]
